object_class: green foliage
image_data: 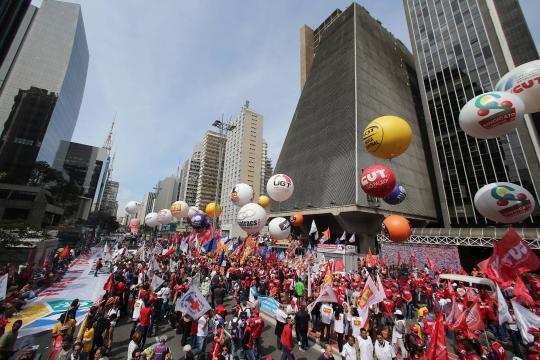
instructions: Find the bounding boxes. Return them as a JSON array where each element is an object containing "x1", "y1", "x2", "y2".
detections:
[
  {"x1": 86, "y1": 211, "x2": 119, "y2": 234},
  {"x1": 0, "y1": 219, "x2": 46, "y2": 247}
]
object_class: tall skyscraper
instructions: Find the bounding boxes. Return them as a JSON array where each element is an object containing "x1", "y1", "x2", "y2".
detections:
[
  {"x1": 0, "y1": 0, "x2": 89, "y2": 183},
  {"x1": 403, "y1": 0, "x2": 540, "y2": 227},
  {"x1": 154, "y1": 176, "x2": 179, "y2": 212},
  {"x1": 260, "y1": 141, "x2": 273, "y2": 195},
  {"x1": 53, "y1": 140, "x2": 108, "y2": 208},
  {"x1": 100, "y1": 180, "x2": 119, "y2": 216},
  {"x1": 178, "y1": 142, "x2": 201, "y2": 206},
  {"x1": 220, "y1": 102, "x2": 265, "y2": 236},
  {"x1": 195, "y1": 131, "x2": 226, "y2": 210},
  {"x1": 272, "y1": 4, "x2": 439, "y2": 250},
  {"x1": 0, "y1": 0, "x2": 31, "y2": 71},
  {"x1": 137, "y1": 191, "x2": 156, "y2": 222}
]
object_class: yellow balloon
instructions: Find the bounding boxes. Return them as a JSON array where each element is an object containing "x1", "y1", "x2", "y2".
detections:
[
  {"x1": 363, "y1": 116, "x2": 412, "y2": 159},
  {"x1": 205, "y1": 202, "x2": 221, "y2": 217},
  {"x1": 258, "y1": 195, "x2": 270, "y2": 208}
]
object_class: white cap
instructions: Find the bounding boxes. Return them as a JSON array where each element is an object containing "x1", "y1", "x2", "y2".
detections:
[
  {"x1": 183, "y1": 345, "x2": 192, "y2": 352},
  {"x1": 394, "y1": 309, "x2": 402, "y2": 315}
]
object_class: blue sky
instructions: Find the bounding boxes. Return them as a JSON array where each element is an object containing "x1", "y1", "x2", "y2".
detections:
[{"x1": 32, "y1": 0, "x2": 540, "y2": 216}]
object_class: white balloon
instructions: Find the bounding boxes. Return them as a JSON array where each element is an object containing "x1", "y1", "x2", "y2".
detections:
[
  {"x1": 237, "y1": 203, "x2": 267, "y2": 234},
  {"x1": 125, "y1": 201, "x2": 142, "y2": 215},
  {"x1": 266, "y1": 174, "x2": 294, "y2": 202},
  {"x1": 188, "y1": 206, "x2": 200, "y2": 219},
  {"x1": 459, "y1": 92, "x2": 525, "y2": 139},
  {"x1": 157, "y1": 209, "x2": 174, "y2": 224},
  {"x1": 474, "y1": 182, "x2": 535, "y2": 224},
  {"x1": 230, "y1": 183, "x2": 255, "y2": 207},
  {"x1": 496, "y1": 60, "x2": 540, "y2": 113},
  {"x1": 171, "y1": 201, "x2": 189, "y2": 219},
  {"x1": 145, "y1": 212, "x2": 160, "y2": 228},
  {"x1": 268, "y1": 217, "x2": 291, "y2": 240}
]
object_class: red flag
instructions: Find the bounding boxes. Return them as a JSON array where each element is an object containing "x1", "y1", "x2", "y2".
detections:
[
  {"x1": 198, "y1": 224, "x2": 213, "y2": 245},
  {"x1": 104, "y1": 274, "x2": 114, "y2": 293},
  {"x1": 466, "y1": 288, "x2": 480, "y2": 303},
  {"x1": 426, "y1": 257, "x2": 435, "y2": 272},
  {"x1": 333, "y1": 258, "x2": 346, "y2": 272},
  {"x1": 478, "y1": 228, "x2": 540, "y2": 283},
  {"x1": 188, "y1": 231, "x2": 196, "y2": 245},
  {"x1": 514, "y1": 276, "x2": 534, "y2": 307},
  {"x1": 449, "y1": 303, "x2": 484, "y2": 338},
  {"x1": 164, "y1": 244, "x2": 175, "y2": 257},
  {"x1": 525, "y1": 275, "x2": 540, "y2": 293},
  {"x1": 215, "y1": 227, "x2": 222, "y2": 240},
  {"x1": 60, "y1": 245, "x2": 70, "y2": 259},
  {"x1": 367, "y1": 248, "x2": 375, "y2": 266},
  {"x1": 427, "y1": 311, "x2": 449, "y2": 360}
]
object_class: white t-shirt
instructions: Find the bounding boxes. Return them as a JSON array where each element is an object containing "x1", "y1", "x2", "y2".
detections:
[
  {"x1": 320, "y1": 304, "x2": 334, "y2": 324},
  {"x1": 357, "y1": 336, "x2": 374, "y2": 360},
  {"x1": 341, "y1": 342, "x2": 357, "y2": 360},
  {"x1": 374, "y1": 340, "x2": 395, "y2": 360},
  {"x1": 197, "y1": 316, "x2": 208, "y2": 337},
  {"x1": 351, "y1": 316, "x2": 363, "y2": 337},
  {"x1": 286, "y1": 304, "x2": 298, "y2": 315},
  {"x1": 334, "y1": 313, "x2": 344, "y2": 334},
  {"x1": 157, "y1": 287, "x2": 170, "y2": 301}
]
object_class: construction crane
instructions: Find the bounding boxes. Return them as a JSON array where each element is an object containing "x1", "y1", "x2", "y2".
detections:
[{"x1": 103, "y1": 115, "x2": 115, "y2": 156}]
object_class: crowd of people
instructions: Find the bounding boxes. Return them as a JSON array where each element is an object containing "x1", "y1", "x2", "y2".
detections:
[{"x1": 0, "y1": 231, "x2": 539, "y2": 360}]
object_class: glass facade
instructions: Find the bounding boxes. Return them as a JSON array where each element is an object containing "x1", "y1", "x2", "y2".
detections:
[
  {"x1": 0, "y1": 0, "x2": 88, "y2": 183},
  {"x1": 404, "y1": 0, "x2": 539, "y2": 226}
]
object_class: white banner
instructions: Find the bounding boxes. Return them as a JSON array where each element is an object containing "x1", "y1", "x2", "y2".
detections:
[
  {"x1": 512, "y1": 301, "x2": 540, "y2": 343},
  {"x1": 153, "y1": 242, "x2": 163, "y2": 255},
  {"x1": 176, "y1": 287, "x2": 211, "y2": 320},
  {"x1": 0, "y1": 274, "x2": 7, "y2": 301},
  {"x1": 316, "y1": 244, "x2": 356, "y2": 254},
  {"x1": 496, "y1": 285, "x2": 512, "y2": 325},
  {"x1": 150, "y1": 275, "x2": 165, "y2": 291}
]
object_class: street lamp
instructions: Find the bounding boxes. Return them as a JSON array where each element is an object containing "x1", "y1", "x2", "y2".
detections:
[{"x1": 211, "y1": 117, "x2": 236, "y2": 237}]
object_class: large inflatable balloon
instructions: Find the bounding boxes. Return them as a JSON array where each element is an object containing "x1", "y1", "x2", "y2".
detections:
[
  {"x1": 129, "y1": 219, "x2": 140, "y2": 235},
  {"x1": 474, "y1": 182, "x2": 535, "y2": 223},
  {"x1": 459, "y1": 92, "x2": 524, "y2": 139},
  {"x1": 205, "y1": 202, "x2": 222, "y2": 217},
  {"x1": 171, "y1": 201, "x2": 189, "y2": 219},
  {"x1": 363, "y1": 116, "x2": 412, "y2": 159},
  {"x1": 188, "y1": 206, "x2": 200, "y2": 219},
  {"x1": 290, "y1": 212, "x2": 304, "y2": 227},
  {"x1": 237, "y1": 203, "x2": 267, "y2": 234},
  {"x1": 383, "y1": 183, "x2": 407, "y2": 205},
  {"x1": 157, "y1": 209, "x2": 174, "y2": 224},
  {"x1": 191, "y1": 212, "x2": 208, "y2": 229},
  {"x1": 230, "y1": 183, "x2": 255, "y2": 207},
  {"x1": 267, "y1": 174, "x2": 294, "y2": 202},
  {"x1": 125, "y1": 201, "x2": 142, "y2": 215},
  {"x1": 145, "y1": 212, "x2": 160, "y2": 228},
  {"x1": 382, "y1": 215, "x2": 410, "y2": 243},
  {"x1": 496, "y1": 60, "x2": 540, "y2": 113},
  {"x1": 360, "y1": 165, "x2": 396, "y2": 198},
  {"x1": 268, "y1": 217, "x2": 291, "y2": 240},
  {"x1": 258, "y1": 195, "x2": 270, "y2": 208}
]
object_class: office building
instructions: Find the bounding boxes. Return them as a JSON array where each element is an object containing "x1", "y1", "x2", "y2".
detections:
[
  {"x1": 0, "y1": 0, "x2": 89, "y2": 183},
  {"x1": 137, "y1": 191, "x2": 156, "y2": 223},
  {"x1": 220, "y1": 102, "x2": 265, "y2": 236},
  {"x1": 53, "y1": 141, "x2": 108, "y2": 207},
  {"x1": 99, "y1": 180, "x2": 118, "y2": 216},
  {"x1": 178, "y1": 142, "x2": 201, "y2": 206},
  {"x1": 154, "y1": 176, "x2": 179, "y2": 212},
  {"x1": 271, "y1": 4, "x2": 439, "y2": 251},
  {"x1": 404, "y1": 0, "x2": 540, "y2": 227},
  {"x1": 0, "y1": 0, "x2": 31, "y2": 72},
  {"x1": 195, "y1": 131, "x2": 226, "y2": 210}
]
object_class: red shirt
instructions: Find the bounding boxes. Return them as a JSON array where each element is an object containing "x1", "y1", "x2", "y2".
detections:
[
  {"x1": 247, "y1": 317, "x2": 264, "y2": 338},
  {"x1": 280, "y1": 324, "x2": 293, "y2": 352},
  {"x1": 116, "y1": 281, "x2": 125, "y2": 295},
  {"x1": 403, "y1": 289, "x2": 412, "y2": 303},
  {"x1": 381, "y1": 299, "x2": 394, "y2": 315},
  {"x1": 139, "y1": 307, "x2": 152, "y2": 326},
  {"x1": 423, "y1": 318, "x2": 435, "y2": 336},
  {"x1": 490, "y1": 342, "x2": 505, "y2": 360}
]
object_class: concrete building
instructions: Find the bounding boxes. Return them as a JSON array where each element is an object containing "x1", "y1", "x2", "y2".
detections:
[
  {"x1": 99, "y1": 180, "x2": 118, "y2": 216},
  {"x1": 271, "y1": 4, "x2": 439, "y2": 252},
  {"x1": 195, "y1": 131, "x2": 226, "y2": 210},
  {"x1": 137, "y1": 192, "x2": 156, "y2": 223},
  {"x1": 53, "y1": 141, "x2": 108, "y2": 209},
  {"x1": 0, "y1": 0, "x2": 31, "y2": 73},
  {"x1": 0, "y1": 0, "x2": 88, "y2": 183},
  {"x1": 404, "y1": 0, "x2": 540, "y2": 227},
  {"x1": 178, "y1": 142, "x2": 201, "y2": 206},
  {"x1": 220, "y1": 102, "x2": 265, "y2": 236},
  {"x1": 260, "y1": 141, "x2": 273, "y2": 196},
  {"x1": 154, "y1": 176, "x2": 179, "y2": 212}
]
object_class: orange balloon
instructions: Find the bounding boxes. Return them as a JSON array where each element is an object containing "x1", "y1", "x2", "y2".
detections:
[
  {"x1": 382, "y1": 215, "x2": 410, "y2": 243},
  {"x1": 290, "y1": 212, "x2": 303, "y2": 227}
]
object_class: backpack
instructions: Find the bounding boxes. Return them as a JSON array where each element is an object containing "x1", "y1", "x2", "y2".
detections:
[{"x1": 230, "y1": 319, "x2": 242, "y2": 343}]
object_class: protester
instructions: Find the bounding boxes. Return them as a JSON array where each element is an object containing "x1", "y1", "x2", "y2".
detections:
[{"x1": 0, "y1": 319, "x2": 21, "y2": 360}]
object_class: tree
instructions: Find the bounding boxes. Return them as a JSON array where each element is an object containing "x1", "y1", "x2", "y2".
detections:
[
  {"x1": 86, "y1": 211, "x2": 119, "y2": 234},
  {"x1": 0, "y1": 220, "x2": 45, "y2": 247}
]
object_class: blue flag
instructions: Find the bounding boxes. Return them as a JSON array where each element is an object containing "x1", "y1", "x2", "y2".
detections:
[
  {"x1": 203, "y1": 237, "x2": 217, "y2": 253},
  {"x1": 218, "y1": 250, "x2": 225, "y2": 266}
]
